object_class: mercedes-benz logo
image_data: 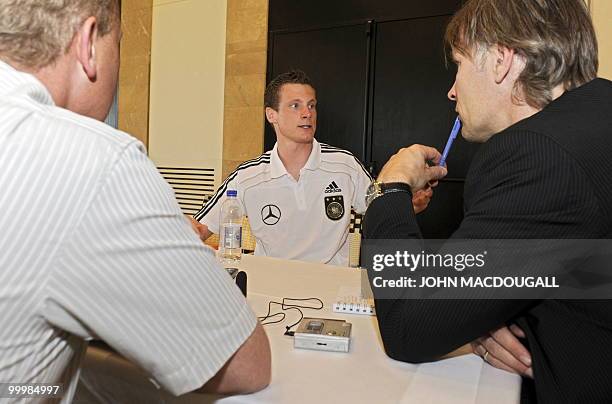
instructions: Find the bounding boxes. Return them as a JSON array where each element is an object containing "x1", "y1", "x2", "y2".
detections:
[{"x1": 261, "y1": 204, "x2": 281, "y2": 225}]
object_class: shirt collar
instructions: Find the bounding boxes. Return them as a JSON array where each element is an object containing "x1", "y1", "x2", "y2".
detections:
[
  {"x1": 270, "y1": 139, "x2": 322, "y2": 179},
  {"x1": 0, "y1": 59, "x2": 56, "y2": 106}
]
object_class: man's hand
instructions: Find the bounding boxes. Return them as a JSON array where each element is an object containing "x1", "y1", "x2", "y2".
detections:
[
  {"x1": 412, "y1": 188, "x2": 433, "y2": 214},
  {"x1": 378, "y1": 144, "x2": 447, "y2": 192},
  {"x1": 186, "y1": 215, "x2": 212, "y2": 242},
  {"x1": 472, "y1": 324, "x2": 533, "y2": 378}
]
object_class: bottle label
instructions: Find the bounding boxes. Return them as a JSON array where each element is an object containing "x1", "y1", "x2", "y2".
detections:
[{"x1": 222, "y1": 224, "x2": 242, "y2": 249}]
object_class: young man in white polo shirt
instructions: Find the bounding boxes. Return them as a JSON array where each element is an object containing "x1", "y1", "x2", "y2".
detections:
[{"x1": 192, "y1": 70, "x2": 431, "y2": 266}]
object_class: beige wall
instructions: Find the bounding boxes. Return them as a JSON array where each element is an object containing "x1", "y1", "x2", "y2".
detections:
[
  {"x1": 118, "y1": 0, "x2": 152, "y2": 146},
  {"x1": 592, "y1": 0, "x2": 612, "y2": 80},
  {"x1": 148, "y1": 0, "x2": 228, "y2": 182},
  {"x1": 222, "y1": 0, "x2": 269, "y2": 179}
]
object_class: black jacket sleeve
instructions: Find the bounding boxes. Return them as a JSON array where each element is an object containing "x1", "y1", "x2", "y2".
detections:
[{"x1": 362, "y1": 130, "x2": 603, "y2": 363}]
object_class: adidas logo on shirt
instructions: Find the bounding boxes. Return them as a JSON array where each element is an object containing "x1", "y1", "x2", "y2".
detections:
[{"x1": 325, "y1": 181, "x2": 342, "y2": 193}]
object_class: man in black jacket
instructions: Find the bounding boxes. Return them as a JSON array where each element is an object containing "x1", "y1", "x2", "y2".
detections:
[{"x1": 362, "y1": 0, "x2": 612, "y2": 402}]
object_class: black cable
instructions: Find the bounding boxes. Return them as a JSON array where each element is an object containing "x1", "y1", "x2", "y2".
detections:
[
  {"x1": 260, "y1": 312, "x2": 286, "y2": 326},
  {"x1": 258, "y1": 300, "x2": 286, "y2": 325},
  {"x1": 257, "y1": 297, "x2": 324, "y2": 336},
  {"x1": 282, "y1": 306, "x2": 304, "y2": 336},
  {"x1": 280, "y1": 298, "x2": 323, "y2": 334},
  {"x1": 281, "y1": 297, "x2": 324, "y2": 310},
  {"x1": 257, "y1": 301, "x2": 302, "y2": 331}
]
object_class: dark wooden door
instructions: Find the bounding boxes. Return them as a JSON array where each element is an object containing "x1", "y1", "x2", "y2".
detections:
[
  {"x1": 266, "y1": 24, "x2": 369, "y2": 161},
  {"x1": 266, "y1": 0, "x2": 475, "y2": 237},
  {"x1": 370, "y1": 16, "x2": 480, "y2": 237}
]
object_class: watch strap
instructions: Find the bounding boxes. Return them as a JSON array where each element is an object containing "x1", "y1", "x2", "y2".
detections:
[{"x1": 379, "y1": 182, "x2": 412, "y2": 194}]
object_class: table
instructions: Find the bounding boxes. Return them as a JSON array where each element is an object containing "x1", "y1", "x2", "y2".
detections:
[{"x1": 74, "y1": 255, "x2": 521, "y2": 404}]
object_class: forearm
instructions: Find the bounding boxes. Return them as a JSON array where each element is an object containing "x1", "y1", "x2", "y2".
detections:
[
  {"x1": 198, "y1": 323, "x2": 271, "y2": 394},
  {"x1": 375, "y1": 299, "x2": 519, "y2": 363}
]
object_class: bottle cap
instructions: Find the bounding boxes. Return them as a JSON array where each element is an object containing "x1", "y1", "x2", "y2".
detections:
[{"x1": 226, "y1": 190, "x2": 238, "y2": 197}]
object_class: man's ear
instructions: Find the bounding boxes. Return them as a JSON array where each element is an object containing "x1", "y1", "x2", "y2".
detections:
[
  {"x1": 75, "y1": 16, "x2": 99, "y2": 81},
  {"x1": 265, "y1": 107, "x2": 278, "y2": 124},
  {"x1": 492, "y1": 45, "x2": 516, "y2": 84}
]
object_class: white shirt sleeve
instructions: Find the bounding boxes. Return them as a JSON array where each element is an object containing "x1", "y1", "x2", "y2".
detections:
[
  {"x1": 352, "y1": 158, "x2": 372, "y2": 214},
  {"x1": 194, "y1": 174, "x2": 241, "y2": 235},
  {"x1": 43, "y1": 143, "x2": 256, "y2": 396}
]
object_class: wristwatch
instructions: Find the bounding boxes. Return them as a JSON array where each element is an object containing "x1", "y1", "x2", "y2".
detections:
[{"x1": 365, "y1": 180, "x2": 412, "y2": 208}]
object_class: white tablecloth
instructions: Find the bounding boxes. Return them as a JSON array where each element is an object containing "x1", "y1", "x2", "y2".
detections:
[{"x1": 74, "y1": 255, "x2": 521, "y2": 404}]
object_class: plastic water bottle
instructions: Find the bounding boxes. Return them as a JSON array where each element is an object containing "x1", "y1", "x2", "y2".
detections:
[{"x1": 219, "y1": 190, "x2": 243, "y2": 264}]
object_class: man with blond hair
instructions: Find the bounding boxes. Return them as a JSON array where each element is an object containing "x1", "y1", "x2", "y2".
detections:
[
  {"x1": 363, "y1": 0, "x2": 612, "y2": 401},
  {"x1": 0, "y1": 1, "x2": 270, "y2": 401}
]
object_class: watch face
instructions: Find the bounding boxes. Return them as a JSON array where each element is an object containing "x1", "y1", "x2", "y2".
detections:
[{"x1": 365, "y1": 181, "x2": 382, "y2": 207}]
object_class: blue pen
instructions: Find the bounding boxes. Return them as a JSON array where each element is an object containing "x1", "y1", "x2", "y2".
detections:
[{"x1": 439, "y1": 116, "x2": 461, "y2": 167}]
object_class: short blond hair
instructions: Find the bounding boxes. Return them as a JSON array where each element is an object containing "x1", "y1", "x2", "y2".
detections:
[
  {"x1": 445, "y1": 0, "x2": 598, "y2": 109},
  {"x1": 0, "y1": 0, "x2": 120, "y2": 69}
]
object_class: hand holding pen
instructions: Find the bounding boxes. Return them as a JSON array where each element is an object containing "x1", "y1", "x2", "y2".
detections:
[{"x1": 375, "y1": 117, "x2": 458, "y2": 193}]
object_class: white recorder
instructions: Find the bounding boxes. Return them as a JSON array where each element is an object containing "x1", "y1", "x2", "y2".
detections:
[{"x1": 294, "y1": 317, "x2": 352, "y2": 353}]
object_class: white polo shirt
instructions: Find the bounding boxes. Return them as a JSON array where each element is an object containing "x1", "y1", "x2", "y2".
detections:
[{"x1": 195, "y1": 140, "x2": 372, "y2": 266}]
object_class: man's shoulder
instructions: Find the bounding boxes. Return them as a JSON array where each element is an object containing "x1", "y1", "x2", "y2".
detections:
[
  {"x1": 41, "y1": 106, "x2": 141, "y2": 152},
  {"x1": 0, "y1": 76, "x2": 140, "y2": 154},
  {"x1": 510, "y1": 78, "x2": 612, "y2": 139},
  {"x1": 319, "y1": 143, "x2": 356, "y2": 160},
  {"x1": 227, "y1": 151, "x2": 273, "y2": 184},
  {"x1": 196, "y1": 152, "x2": 272, "y2": 220},
  {"x1": 318, "y1": 143, "x2": 370, "y2": 178},
  {"x1": 475, "y1": 128, "x2": 559, "y2": 174},
  {"x1": 1, "y1": 97, "x2": 145, "y2": 172}
]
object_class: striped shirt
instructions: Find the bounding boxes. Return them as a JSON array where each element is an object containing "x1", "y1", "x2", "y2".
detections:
[
  {"x1": 0, "y1": 60, "x2": 256, "y2": 402},
  {"x1": 195, "y1": 140, "x2": 372, "y2": 266}
]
